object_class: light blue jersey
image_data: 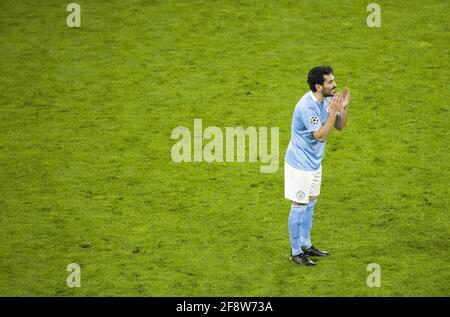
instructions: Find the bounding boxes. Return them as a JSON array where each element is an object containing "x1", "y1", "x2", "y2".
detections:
[{"x1": 285, "y1": 91, "x2": 338, "y2": 171}]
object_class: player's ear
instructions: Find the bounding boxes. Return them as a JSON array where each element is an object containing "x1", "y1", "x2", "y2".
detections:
[{"x1": 315, "y1": 83, "x2": 322, "y2": 92}]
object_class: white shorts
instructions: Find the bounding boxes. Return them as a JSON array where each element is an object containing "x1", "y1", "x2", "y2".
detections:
[{"x1": 284, "y1": 162, "x2": 322, "y2": 204}]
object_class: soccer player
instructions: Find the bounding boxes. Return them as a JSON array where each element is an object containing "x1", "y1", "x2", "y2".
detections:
[{"x1": 285, "y1": 66, "x2": 350, "y2": 266}]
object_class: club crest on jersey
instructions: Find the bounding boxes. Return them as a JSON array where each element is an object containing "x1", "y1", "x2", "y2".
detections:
[{"x1": 309, "y1": 116, "x2": 319, "y2": 126}]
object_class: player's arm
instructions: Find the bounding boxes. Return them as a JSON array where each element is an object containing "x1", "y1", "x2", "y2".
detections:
[
  {"x1": 334, "y1": 88, "x2": 350, "y2": 131},
  {"x1": 334, "y1": 108, "x2": 348, "y2": 131},
  {"x1": 313, "y1": 93, "x2": 342, "y2": 142}
]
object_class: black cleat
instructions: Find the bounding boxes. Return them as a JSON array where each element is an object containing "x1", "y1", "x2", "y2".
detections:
[
  {"x1": 290, "y1": 253, "x2": 316, "y2": 266},
  {"x1": 301, "y1": 245, "x2": 329, "y2": 257}
]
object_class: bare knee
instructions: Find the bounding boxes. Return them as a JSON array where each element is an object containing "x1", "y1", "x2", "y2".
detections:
[{"x1": 291, "y1": 201, "x2": 308, "y2": 206}]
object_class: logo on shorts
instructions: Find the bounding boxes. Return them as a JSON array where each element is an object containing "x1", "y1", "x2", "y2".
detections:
[
  {"x1": 296, "y1": 191, "x2": 305, "y2": 200},
  {"x1": 309, "y1": 116, "x2": 319, "y2": 126}
]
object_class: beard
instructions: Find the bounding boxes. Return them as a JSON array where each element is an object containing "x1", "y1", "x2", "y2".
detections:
[{"x1": 322, "y1": 87, "x2": 336, "y2": 97}]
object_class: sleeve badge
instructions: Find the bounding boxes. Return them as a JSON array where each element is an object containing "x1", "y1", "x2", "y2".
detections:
[{"x1": 309, "y1": 116, "x2": 319, "y2": 126}]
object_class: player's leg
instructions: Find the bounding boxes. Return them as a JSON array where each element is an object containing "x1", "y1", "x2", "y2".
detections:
[
  {"x1": 299, "y1": 195, "x2": 317, "y2": 249},
  {"x1": 301, "y1": 166, "x2": 329, "y2": 256},
  {"x1": 288, "y1": 200, "x2": 308, "y2": 256},
  {"x1": 284, "y1": 163, "x2": 316, "y2": 266}
]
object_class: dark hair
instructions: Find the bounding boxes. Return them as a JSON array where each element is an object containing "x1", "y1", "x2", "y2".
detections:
[{"x1": 307, "y1": 65, "x2": 333, "y2": 92}]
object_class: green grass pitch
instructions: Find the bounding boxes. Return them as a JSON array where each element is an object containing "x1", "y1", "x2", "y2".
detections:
[{"x1": 0, "y1": 0, "x2": 449, "y2": 296}]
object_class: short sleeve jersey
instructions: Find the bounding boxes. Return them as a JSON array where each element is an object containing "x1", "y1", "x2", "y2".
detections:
[{"x1": 285, "y1": 91, "x2": 338, "y2": 171}]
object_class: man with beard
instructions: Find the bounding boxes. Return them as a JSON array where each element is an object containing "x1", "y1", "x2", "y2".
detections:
[{"x1": 284, "y1": 65, "x2": 350, "y2": 266}]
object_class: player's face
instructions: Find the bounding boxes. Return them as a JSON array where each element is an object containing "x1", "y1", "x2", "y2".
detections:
[{"x1": 320, "y1": 74, "x2": 337, "y2": 97}]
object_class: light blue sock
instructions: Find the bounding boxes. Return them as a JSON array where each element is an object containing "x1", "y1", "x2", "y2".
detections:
[
  {"x1": 300, "y1": 199, "x2": 317, "y2": 249},
  {"x1": 288, "y1": 204, "x2": 308, "y2": 256}
]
